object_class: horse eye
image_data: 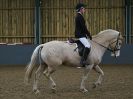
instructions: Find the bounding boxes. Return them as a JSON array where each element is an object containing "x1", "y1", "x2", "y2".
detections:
[{"x1": 118, "y1": 42, "x2": 122, "y2": 46}]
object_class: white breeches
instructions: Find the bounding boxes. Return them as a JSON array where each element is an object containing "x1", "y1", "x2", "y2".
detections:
[{"x1": 79, "y1": 37, "x2": 91, "y2": 48}]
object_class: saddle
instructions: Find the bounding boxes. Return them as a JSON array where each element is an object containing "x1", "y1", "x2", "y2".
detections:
[{"x1": 68, "y1": 38, "x2": 85, "y2": 56}]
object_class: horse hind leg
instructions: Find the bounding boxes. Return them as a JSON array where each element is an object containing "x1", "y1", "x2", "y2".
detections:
[
  {"x1": 43, "y1": 57, "x2": 63, "y2": 92},
  {"x1": 33, "y1": 64, "x2": 46, "y2": 94},
  {"x1": 43, "y1": 66, "x2": 56, "y2": 92},
  {"x1": 93, "y1": 65, "x2": 104, "y2": 88}
]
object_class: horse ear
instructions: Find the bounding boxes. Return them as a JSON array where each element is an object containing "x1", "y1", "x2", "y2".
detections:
[
  {"x1": 119, "y1": 32, "x2": 124, "y2": 42},
  {"x1": 119, "y1": 32, "x2": 124, "y2": 43}
]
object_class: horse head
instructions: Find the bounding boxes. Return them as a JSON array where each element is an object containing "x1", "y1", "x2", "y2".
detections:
[{"x1": 108, "y1": 32, "x2": 123, "y2": 57}]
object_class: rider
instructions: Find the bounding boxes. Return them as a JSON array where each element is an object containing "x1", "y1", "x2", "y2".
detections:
[{"x1": 75, "y1": 3, "x2": 92, "y2": 66}]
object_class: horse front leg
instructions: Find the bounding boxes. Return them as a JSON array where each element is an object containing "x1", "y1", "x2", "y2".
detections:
[
  {"x1": 80, "y1": 64, "x2": 94, "y2": 93},
  {"x1": 93, "y1": 65, "x2": 104, "y2": 88}
]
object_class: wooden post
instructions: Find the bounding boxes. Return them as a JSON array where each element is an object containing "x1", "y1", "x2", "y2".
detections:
[
  {"x1": 125, "y1": 0, "x2": 131, "y2": 44},
  {"x1": 34, "y1": 0, "x2": 41, "y2": 44}
]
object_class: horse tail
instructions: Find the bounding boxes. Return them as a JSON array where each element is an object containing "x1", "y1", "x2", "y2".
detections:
[{"x1": 24, "y1": 44, "x2": 44, "y2": 85}]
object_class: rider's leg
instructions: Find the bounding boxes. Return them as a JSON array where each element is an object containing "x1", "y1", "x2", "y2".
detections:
[{"x1": 79, "y1": 37, "x2": 91, "y2": 66}]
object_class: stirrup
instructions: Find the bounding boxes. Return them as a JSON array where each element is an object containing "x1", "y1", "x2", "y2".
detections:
[{"x1": 80, "y1": 61, "x2": 87, "y2": 67}]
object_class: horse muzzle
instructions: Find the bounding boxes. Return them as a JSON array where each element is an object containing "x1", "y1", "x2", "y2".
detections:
[{"x1": 111, "y1": 50, "x2": 120, "y2": 57}]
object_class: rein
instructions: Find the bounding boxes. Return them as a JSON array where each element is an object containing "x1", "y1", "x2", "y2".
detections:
[{"x1": 91, "y1": 40, "x2": 115, "y2": 52}]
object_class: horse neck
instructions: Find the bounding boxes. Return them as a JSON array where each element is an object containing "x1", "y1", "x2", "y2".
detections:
[
  {"x1": 91, "y1": 34, "x2": 114, "y2": 58},
  {"x1": 91, "y1": 29, "x2": 119, "y2": 59},
  {"x1": 91, "y1": 40, "x2": 109, "y2": 57},
  {"x1": 93, "y1": 31, "x2": 118, "y2": 45},
  {"x1": 93, "y1": 35, "x2": 111, "y2": 47}
]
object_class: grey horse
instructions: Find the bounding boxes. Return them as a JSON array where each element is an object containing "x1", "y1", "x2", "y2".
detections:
[{"x1": 24, "y1": 29, "x2": 123, "y2": 94}]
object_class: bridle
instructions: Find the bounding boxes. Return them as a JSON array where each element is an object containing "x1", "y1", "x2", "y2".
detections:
[
  {"x1": 92, "y1": 33, "x2": 121, "y2": 56},
  {"x1": 108, "y1": 33, "x2": 121, "y2": 52}
]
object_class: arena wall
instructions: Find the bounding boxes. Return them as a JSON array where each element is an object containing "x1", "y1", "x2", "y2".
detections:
[{"x1": 0, "y1": 44, "x2": 132, "y2": 65}]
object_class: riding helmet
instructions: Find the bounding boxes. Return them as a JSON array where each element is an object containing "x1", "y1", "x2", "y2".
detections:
[{"x1": 75, "y1": 3, "x2": 87, "y2": 11}]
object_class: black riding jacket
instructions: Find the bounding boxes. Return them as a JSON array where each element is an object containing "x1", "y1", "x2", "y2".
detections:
[{"x1": 75, "y1": 13, "x2": 92, "y2": 39}]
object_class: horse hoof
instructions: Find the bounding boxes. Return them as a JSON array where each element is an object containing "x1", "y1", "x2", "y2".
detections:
[
  {"x1": 92, "y1": 82, "x2": 101, "y2": 89},
  {"x1": 33, "y1": 89, "x2": 40, "y2": 95},
  {"x1": 51, "y1": 88, "x2": 57, "y2": 93},
  {"x1": 92, "y1": 83, "x2": 97, "y2": 89},
  {"x1": 80, "y1": 88, "x2": 88, "y2": 93}
]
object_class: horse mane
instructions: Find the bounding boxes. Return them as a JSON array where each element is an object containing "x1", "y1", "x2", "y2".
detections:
[
  {"x1": 92, "y1": 29, "x2": 120, "y2": 42},
  {"x1": 93, "y1": 29, "x2": 119, "y2": 37}
]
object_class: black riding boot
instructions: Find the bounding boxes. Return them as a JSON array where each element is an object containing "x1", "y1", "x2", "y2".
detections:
[{"x1": 80, "y1": 47, "x2": 91, "y2": 67}]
